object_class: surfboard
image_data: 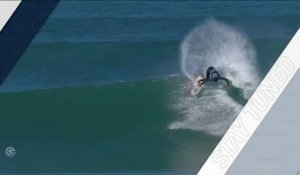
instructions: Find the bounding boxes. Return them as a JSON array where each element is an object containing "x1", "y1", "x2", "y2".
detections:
[{"x1": 190, "y1": 75, "x2": 204, "y2": 96}]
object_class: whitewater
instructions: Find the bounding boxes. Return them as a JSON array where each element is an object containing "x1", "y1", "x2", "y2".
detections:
[{"x1": 169, "y1": 19, "x2": 260, "y2": 136}]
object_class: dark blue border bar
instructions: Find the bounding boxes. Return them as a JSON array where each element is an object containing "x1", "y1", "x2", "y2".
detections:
[{"x1": 0, "y1": 1, "x2": 60, "y2": 86}]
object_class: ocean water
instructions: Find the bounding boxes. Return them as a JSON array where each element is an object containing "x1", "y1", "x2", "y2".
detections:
[{"x1": 0, "y1": 1, "x2": 299, "y2": 174}]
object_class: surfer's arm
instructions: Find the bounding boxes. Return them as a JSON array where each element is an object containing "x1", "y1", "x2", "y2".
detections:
[{"x1": 197, "y1": 78, "x2": 207, "y2": 86}]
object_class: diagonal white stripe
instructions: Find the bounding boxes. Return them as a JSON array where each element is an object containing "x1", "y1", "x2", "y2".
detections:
[
  {"x1": 0, "y1": 0, "x2": 22, "y2": 32},
  {"x1": 198, "y1": 28, "x2": 300, "y2": 175}
]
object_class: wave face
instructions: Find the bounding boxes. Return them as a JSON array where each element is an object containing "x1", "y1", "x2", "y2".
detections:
[
  {"x1": 0, "y1": 77, "x2": 221, "y2": 173},
  {"x1": 169, "y1": 19, "x2": 260, "y2": 136}
]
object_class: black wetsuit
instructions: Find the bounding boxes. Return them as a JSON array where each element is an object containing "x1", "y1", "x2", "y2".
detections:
[{"x1": 198, "y1": 66, "x2": 230, "y2": 86}]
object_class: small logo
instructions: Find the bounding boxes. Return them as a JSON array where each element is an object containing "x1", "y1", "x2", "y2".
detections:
[{"x1": 5, "y1": 146, "x2": 16, "y2": 157}]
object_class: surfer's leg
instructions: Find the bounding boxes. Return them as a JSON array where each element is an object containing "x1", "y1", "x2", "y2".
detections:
[
  {"x1": 219, "y1": 77, "x2": 230, "y2": 86},
  {"x1": 212, "y1": 68, "x2": 223, "y2": 78}
]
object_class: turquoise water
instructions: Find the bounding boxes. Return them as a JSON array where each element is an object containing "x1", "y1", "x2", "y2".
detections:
[{"x1": 0, "y1": 1, "x2": 299, "y2": 174}]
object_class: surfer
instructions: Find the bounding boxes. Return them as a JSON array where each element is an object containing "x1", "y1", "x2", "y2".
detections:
[{"x1": 197, "y1": 66, "x2": 230, "y2": 86}]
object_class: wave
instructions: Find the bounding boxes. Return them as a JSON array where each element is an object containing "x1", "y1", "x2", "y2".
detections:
[
  {"x1": 169, "y1": 85, "x2": 243, "y2": 136},
  {"x1": 34, "y1": 15, "x2": 300, "y2": 44},
  {"x1": 0, "y1": 76, "x2": 218, "y2": 172},
  {"x1": 169, "y1": 19, "x2": 260, "y2": 136},
  {"x1": 52, "y1": 1, "x2": 300, "y2": 19},
  {"x1": 1, "y1": 41, "x2": 179, "y2": 92}
]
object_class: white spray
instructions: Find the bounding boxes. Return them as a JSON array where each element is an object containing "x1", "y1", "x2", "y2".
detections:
[{"x1": 169, "y1": 19, "x2": 260, "y2": 136}]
